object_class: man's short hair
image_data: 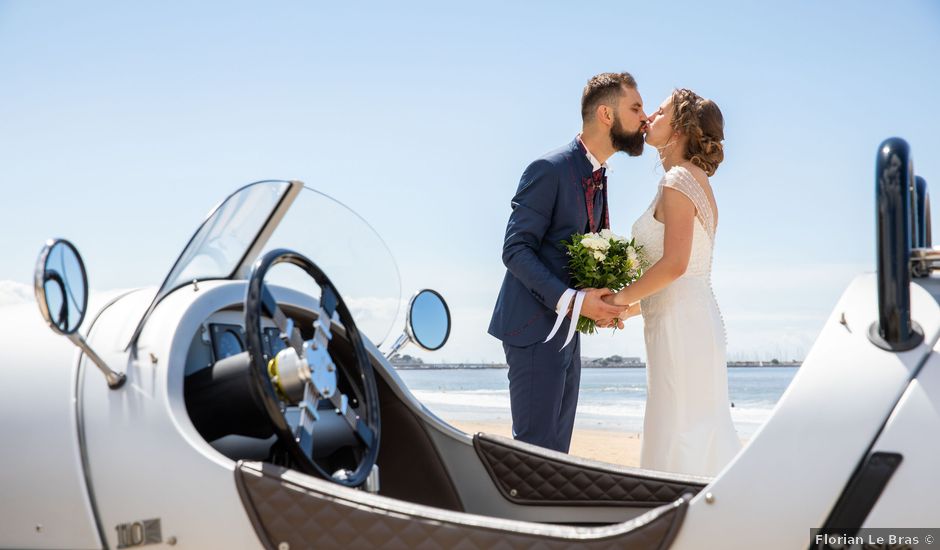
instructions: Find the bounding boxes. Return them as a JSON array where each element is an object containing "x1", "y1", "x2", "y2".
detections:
[{"x1": 581, "y1": 72, "x2": 637, "y2": 122}]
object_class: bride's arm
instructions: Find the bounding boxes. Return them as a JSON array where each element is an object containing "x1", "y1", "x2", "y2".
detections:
[
  {"x1": 624, "y1": 302, "x2": 641, "y2": 318},
  {"x1": 608, "y1": 187, "x2": 696, "y2": 307}
]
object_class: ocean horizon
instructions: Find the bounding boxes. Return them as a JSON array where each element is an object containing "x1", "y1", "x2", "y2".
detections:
[
  {"x1": 397, "y1": 366, "x2": 799, "y2": 439},
  {"x1": 393, "y1": 361, "x2": 801, "y2": 369}
]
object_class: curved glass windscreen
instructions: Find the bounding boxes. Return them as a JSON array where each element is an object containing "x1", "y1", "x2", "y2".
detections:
[
  {"x1": 168, "y1": 182, "x2": 291, "y2": 287},
  {"x1": 260, "y1": 187, "x2": 402, "y2": 346},
  {"x1": 129, "y1": 180, "x2": 401, "y2": 348}
]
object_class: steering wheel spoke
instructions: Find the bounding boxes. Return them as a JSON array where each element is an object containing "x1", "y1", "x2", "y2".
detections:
[
  {"x1": 354, "y1": 415, "x2": 376, "y2": 449},
  {"x1": 296, "y1": 382, "x2": 319, "y2": 457},
  {"x1": 260, "y1": 284, "x2": 305, "y2": 357}
]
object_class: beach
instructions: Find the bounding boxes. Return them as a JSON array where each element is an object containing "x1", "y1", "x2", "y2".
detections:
[
  {"x1": 449, "y1": 420, "x2": 749, "y2": 466},
  {"x1": 451, "y1": 420, "x2": 643, "y2": 465}
]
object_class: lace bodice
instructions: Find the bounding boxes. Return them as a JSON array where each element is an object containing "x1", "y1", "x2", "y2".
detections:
[
  {"x1": 631, "y1": 165, "x2": 725, "y2": 324},
  {"x1": 631, "y1": 166, "x2": 716, "y2": 279}
]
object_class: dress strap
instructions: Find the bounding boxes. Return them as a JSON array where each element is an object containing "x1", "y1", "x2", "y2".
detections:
[{"x1": 662, "y1": 166, "x2": 716, "y2": 238}]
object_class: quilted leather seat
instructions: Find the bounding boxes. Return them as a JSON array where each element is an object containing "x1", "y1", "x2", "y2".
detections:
[
  {"x1": 474, "y1": 433, "x2": 709, "y2": 507},
  {"x1": 235, "y1": 461, "x2": 692, "y2": 550}
]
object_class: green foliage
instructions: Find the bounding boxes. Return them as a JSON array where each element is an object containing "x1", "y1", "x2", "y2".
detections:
[{"x1": 560, "y1": 232, "x2": 648, "y2": 335}]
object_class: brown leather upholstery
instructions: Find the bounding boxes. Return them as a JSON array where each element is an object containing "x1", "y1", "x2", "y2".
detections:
[
  {"x1": 235, "y1": 461, "x2": 690, "y2": 550},
  {"x1": 374, "y1": 373, "x2": 464, "y2": 511},
  {"x1": 473, "y1": 433, "x2": 708, "y2": 507}
]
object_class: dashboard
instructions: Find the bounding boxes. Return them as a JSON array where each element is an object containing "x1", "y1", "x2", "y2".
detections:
[
  {"x1": 207, "y1": 322, "x2": 288, "y2": 363},
  {"x1": 184, "y1": 309, "x2": 287, "y2": 378}
]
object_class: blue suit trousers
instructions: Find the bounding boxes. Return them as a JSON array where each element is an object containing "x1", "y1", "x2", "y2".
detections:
[{"x1": 503, "y1": 332, "x2": 581, "y2": 453}]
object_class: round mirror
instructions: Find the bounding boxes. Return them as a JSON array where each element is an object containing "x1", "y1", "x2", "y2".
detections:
[
  {"x1": 34, "y1": 239, "x2": 89, "y2": 335},
  {"x1": 407, "y1": 289, "x2": 451, "y2": 351}
]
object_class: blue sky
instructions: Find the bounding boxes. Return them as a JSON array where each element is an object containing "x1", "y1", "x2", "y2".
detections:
[{"x1": 1, "y1": 1, "x2": 938, "y2": 362}]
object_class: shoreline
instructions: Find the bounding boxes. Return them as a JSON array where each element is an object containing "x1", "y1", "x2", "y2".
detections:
[{"x1": 395, "y1": 363, "x2": 801, "y2": 370}]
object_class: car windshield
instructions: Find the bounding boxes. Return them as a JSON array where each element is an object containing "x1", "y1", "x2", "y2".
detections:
[
  {"x1": 128, "y1": 181, "x2": 401, "y2": 348},
  {"x1": 169, "y1": 181, "x2": 291, "y2": 286}
]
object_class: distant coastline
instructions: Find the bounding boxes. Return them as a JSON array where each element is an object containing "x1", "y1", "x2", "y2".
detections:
[{"x1": 392, "y1": 360, "x2": 801, "y2": 370}]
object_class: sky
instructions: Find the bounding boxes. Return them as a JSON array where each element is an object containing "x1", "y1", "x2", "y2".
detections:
[{"x1": 1, "y1": 1, "x2": 938, "y2": 363}]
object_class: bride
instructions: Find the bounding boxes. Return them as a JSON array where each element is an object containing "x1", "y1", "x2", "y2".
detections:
[{"x1": 604, "y1": 88, "x2": 741, "y2": 477}]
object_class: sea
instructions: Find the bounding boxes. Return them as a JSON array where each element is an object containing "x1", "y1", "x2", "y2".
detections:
[{"x1": 397, "y1": 366, "x2": 799, "y2": 438}]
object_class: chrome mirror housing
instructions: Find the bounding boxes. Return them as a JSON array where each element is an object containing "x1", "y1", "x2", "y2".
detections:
[
  {"x1": 34, "y1": 239, "x2": 125, "y2": 388},
  {"x1": 35, "y1": 239, "x2": 88, "y2": 335},
  {"x1": 384, "y1": 289, "x2": 451, "y2": 359},
  {"x1": 407, "y1": 289, "x2": 451, "y2": 351}
]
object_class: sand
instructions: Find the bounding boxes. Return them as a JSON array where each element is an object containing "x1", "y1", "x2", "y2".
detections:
[
  {"x1": 450, "y1": 420, "x2": 749, "y2": 468},
  {"x1": 450, "y1": 420, "x2": 642, "y2": 466}
]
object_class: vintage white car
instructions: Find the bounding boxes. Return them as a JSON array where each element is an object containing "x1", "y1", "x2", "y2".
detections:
[{"x1": 1, "y1": 138, "x2": 937, "y2": 549}]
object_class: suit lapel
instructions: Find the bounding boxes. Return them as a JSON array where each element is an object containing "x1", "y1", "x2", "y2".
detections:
[{"x1": 569, "y1": 138, "x2": 596, "y2": 233}]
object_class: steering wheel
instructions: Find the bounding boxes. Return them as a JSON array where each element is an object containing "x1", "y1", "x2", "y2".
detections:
[{"x1": 244, "y1": 249, "x2": 380, "y2": 488}]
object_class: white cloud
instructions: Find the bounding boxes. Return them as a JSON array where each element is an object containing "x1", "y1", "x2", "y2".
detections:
[
  {"x1": 713, "y1": 263, "x2": 869, "y2": 290},
  {"x1": 342, "y1": 295, "x2": 403, "y2": 347},
  {"x1": 0, "y1": 280, "x2": 33, "y2": 307},
  {"x1": 723, "y1": 312, "x2": 828, "y2": 322}
]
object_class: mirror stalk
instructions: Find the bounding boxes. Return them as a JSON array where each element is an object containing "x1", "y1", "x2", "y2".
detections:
[
  {"x1": 384, "y1": 333, "x2": 410, "y2": 360},
  {"x1": 67, "y1": 332, "x2": 126, "y2": 388}
]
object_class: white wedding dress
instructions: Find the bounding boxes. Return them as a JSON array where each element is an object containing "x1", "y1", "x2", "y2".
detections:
[{"x1": 630, "y1": 166, "x2": 741, "y2": 477}]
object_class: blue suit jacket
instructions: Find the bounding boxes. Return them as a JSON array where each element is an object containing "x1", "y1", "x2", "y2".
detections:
[{"x1": 489, "y1": 138, "x2": 606, "y2": 347}]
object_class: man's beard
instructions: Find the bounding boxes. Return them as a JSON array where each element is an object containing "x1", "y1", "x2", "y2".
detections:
[{"x1": 610, "y1": 115, "x2": 645, "y2": 156}]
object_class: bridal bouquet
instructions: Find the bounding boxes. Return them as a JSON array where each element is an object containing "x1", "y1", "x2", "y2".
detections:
[{"x1": 562, "y1": 229, "x2": 647, "y2": 334}]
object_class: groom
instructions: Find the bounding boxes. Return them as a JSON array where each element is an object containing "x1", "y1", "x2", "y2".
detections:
[{"x1": 488, "y1": 72, "x2": 647, "y2": 453}]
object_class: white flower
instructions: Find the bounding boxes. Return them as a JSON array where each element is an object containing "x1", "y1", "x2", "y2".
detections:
[
  {"x1": 580, "y1": 235, "x2": 598, "y2": 248},
  {"x1": 599, "y1": 228, "x2": 628, "y2": 243},
  {"x1": 593, "y1": 250, "x2": 606, "y2": 262},
  {"x1": 627, "y1": 246, "x2": 638, "y2": 265},
  {"x1": 582, "y1": 235, "x2": 610, "y2": 251}
]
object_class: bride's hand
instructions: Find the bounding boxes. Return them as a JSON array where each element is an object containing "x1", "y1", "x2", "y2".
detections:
[
  {"x1": 596, "y1": 317, "x2": 625, "y2": 329},
  {"x1": 599, "y1": 303, "x2": 641, "y2": 327},
  {"x1": 623, "y1": 302, "x2": 642, "y2": 319},
  {"x1": 602, "y1": 293, "x2": 632, "y2": 308}
]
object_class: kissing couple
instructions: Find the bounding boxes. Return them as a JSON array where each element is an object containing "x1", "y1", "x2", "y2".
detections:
[{"x1": 488, "y1": 72, "x2": 741, "y2": 477}]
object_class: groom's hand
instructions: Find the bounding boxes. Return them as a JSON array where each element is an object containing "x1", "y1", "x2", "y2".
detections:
[{"x1": 580, "y1": 288, "x2": 625, "y2": 322}]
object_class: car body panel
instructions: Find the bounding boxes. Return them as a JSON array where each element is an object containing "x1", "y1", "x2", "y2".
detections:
[
  {"x1": 863, "y1": 345, "x2": 940, "y2": 527},
  {"x1": 670, "y1": 274, "x2": 940, "y2": 548},
  {"x1": 0, "y1": 293, "x2": 127, "y2": 549}
]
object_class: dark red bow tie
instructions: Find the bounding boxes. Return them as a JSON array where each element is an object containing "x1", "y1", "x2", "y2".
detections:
[{"x1": 589, "y1": 167, "x2": 606, "y2": 189}]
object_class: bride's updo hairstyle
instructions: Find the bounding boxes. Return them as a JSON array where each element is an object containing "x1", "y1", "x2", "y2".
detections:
[{"x1": 670, "y1": 88, "x2": 724, "y2": 176}]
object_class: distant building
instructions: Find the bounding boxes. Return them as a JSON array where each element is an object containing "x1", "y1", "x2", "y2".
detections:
[
  {"x1": 583, "y1": 355, "x2": 644, "y2": 368},
  {"x1": 389, "y1": 354, "x2": 424, "y2": 367}
]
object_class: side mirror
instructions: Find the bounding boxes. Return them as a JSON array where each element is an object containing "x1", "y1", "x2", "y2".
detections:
[
  {"x1": 34, "y1": 239, "x2": 125, "y2": 388},
  {"x1": 35, "y1": 239, "x2": 88, "y2": 335},
  {"x1": 407, "y1": 289, "x2": 451, "y2": 351},
  {"x1": 384, "y1": 289, "x2": 451, "y2": 359}
]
